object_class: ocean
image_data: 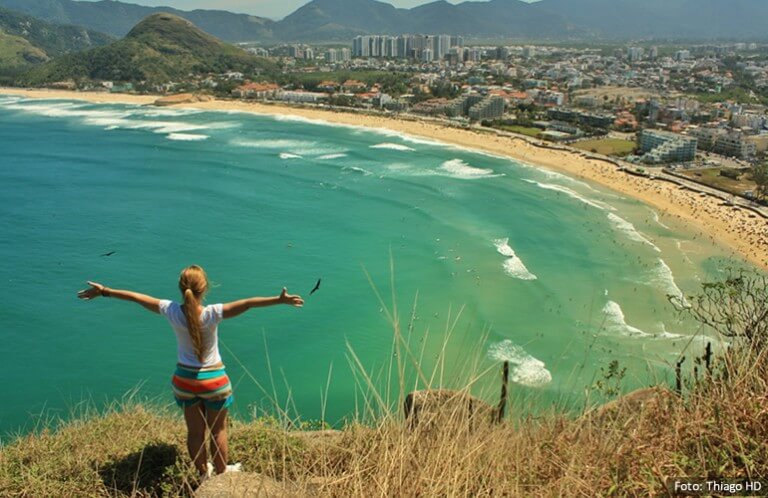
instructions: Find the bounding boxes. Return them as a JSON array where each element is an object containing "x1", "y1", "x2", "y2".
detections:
[{"x1": 0, "y1": 95, "x2": 739, "y2": 435}]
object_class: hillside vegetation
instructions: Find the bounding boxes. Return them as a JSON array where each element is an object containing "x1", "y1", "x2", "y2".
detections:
[
  {"x1": 0, "y1": 0, "x2": 276, "y2": 42},
  {"x1": 0, "y1": 31, "x2": 47, "y2": 67},
  {"x1": 1, "y1": 271, "x2": 767, "y2": 496},
  {"x1": 0, "y1": 7, "x2": 111, "y2": 58},
  {"x1": 3, "y1": 0, "x2": 768, "y2": 42},
  {"x1": 0, "y1": 6, "x2": 111, "y2": 82},
  {"x1": 18, "y1": 13, "x2": 277, "y2": 86}
]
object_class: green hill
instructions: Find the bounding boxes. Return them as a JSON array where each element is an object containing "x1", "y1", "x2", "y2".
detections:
[
  {"x1": 0, "y1": 7, "x2": 112, "y2": 57},
  {"x1": 0, "y1": 6, "x2": 111, "y2": 74},
  {"x1": 0, "y1": 0, "x2": 276, "y2": 42},
  {"x1": 18, "y1": 13, "x2": 277, "y2": 87},
  {"x1": 0, "y1": 31, "x2": 48, "y2": 67}
]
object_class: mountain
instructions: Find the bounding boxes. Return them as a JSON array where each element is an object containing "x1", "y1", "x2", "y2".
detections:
[
  {"x1": 0, "y1": 31, "x2": 48, "y2": 68},
  {"x1": 0, "y1": 7, "x2": 111, "y2": 68},
  {"x1": 540, "y1": 0, "x2": 768, "y2": 39},
  {"x1": 2, "y1": 0, "x2": 768, "y2": 42},
  {"x1": 277, "y1": 0, "x2": 407, "y2": 40},
  {"x1": 18, "y1": 13, "x2": 277, "y2": 85},
  {"x1": 0, "y1": 0, "x2": 276, "y2": 42},
  {"x1": 277, "y1": 0, "x2": 578, "y2": 41},
  {"x1": 278, "y1": 0, "x2": 767, "y2": 41}
]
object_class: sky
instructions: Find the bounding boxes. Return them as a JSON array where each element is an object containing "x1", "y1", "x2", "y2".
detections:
[{"x1": 83, "y1": 0, "x2": 536, "y2": 21}]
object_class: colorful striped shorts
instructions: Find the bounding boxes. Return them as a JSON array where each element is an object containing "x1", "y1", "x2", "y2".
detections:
[{"x1": 171, "y1": 364, "x2": 234, "y2": 410}]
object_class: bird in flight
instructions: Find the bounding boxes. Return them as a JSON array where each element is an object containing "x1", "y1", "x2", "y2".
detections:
[
  {"x1": 310, "y1": 278, "x2": 321, "y2": 296},
  {"x1": 100, "y1": 251, "x2": 116, "y2": 257}
]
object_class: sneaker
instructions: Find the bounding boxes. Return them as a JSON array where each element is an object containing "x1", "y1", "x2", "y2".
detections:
[
  {"x1": 199, "y1": 462, "x2": 214, "y2": 483},
  {"x1": 225, "y1": 463, "x2": 242, "y2": 473}
]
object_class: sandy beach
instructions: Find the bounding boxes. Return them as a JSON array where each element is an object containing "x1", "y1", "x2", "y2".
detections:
[{"x1": 3, "y1": 87, "x2": 767, "y2": 271}]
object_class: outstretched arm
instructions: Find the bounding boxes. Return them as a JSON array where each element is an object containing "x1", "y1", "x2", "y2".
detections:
[
  {"x1": 222, "y1": 287, "x2": 303, "y2": 319},
  {"x1": 77, "y1": 281, "x2": 162, "y2": 314}
]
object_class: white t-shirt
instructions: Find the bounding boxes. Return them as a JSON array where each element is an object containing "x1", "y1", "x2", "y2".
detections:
[{"x1": 159, "y1": 300, "x2": 224, "y2": 368}]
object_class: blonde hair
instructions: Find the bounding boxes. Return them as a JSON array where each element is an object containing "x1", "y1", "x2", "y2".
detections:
[{"x1": 179, "y1": 265, "x2": 209, "y2": 363}]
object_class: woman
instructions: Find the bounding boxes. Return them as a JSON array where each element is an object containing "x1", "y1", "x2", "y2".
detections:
[{"x1": 77, "y1": 265, "x2": 304, "y2": 478}]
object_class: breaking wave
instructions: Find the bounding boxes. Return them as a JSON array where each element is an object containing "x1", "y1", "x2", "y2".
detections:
[
  {"x1": 493, "y1": 238, "x2": 537, "y2": 281},
  {"x1": 487, "y1": 340, "x2": 552, "y2": 387}
]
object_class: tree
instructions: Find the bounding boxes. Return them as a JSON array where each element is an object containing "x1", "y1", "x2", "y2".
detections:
[
  {"x1": 670, "y1": 269, "x2": 768, "y2": 350},
  {"x1": 752, "y1": 161, "x2": 768, "y2": 202}
]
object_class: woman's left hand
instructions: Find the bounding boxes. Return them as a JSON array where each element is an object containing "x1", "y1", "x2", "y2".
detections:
[
  {"x1": 279, "y1": 287, "x2": 304, "y2": 307},
  {"x1": 78, "y1": 281, "x2": 106, "y2": 300}
]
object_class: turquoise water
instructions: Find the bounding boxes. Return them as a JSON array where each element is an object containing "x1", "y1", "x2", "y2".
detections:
[{"x1": 0, "y1": 96, "x2": 740, "y2": 435}]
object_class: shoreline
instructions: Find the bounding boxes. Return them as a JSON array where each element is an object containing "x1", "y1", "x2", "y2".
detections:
[{"x1": 2, "y1": 87, "x2": 767, "y2": 270}]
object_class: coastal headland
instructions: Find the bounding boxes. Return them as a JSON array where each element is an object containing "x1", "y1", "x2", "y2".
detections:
[{"x1": 3, "y1": 87, "x2": 767, "y2": 271}]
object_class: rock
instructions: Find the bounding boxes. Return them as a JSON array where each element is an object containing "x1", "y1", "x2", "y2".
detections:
[
  {"x1": 154, "y1": 93, "x2": 212, "y2": 106},
  {"x1": 291, "y1": 429, "x2": 343, "y2": 447},
  {"x1": 195, "y1": 471, "x2": 309, "y2": 498},
  {"x1": 403, "y1": 389, "x2": 495, "y2": 430},
  {"x1": 580, "y1": 386, "x2": 677, "y2": 427}
]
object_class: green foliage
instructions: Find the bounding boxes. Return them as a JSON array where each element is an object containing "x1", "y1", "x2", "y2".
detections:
[
  {"x1": 719, "y1": 168, "x2": 742, "y2": 180},
  {"x1": 0, "y1": 31, "x2": 48, "y2": 67},
  {"x1": 752, "y1": 162, "x2": 768, "y2": 202},
  {"x1": 592, "y1": 359, "x2": 626, "y2": 398},
  {"x1": 0, "y1": 7, "x2": 112, "y2": 59},
  {"x1": 573, "y1": 139, "x2": 636, "y2": 157},
  {"x1": 16, "y1": 13, "x2": 278, "y2": 87},
  {"x1": 671, "y1": 268, "x2": 768, "y2": 349},
  {"x1": 277, "y1": 70, "x2": 411, "y2": 97}
]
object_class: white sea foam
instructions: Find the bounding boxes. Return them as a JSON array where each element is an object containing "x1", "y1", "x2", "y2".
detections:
[
  {"x1": 84, "y1": 116, "x2": 133, "y2": 129},
  {"x1": 317, "y1": 153, "x2": 348, "y2": 160},
  {"x1": 3, "y1": 102, "x2": 135, "y2": 122},
  {"x1": 487, "y1": 340, "x2": 552, "y2": 387},
  {"x1": 602, "y1": 301, "x2": 651, "y2": 337},
  {"x1": 137, "y1": 108, "x2": 202, "y2": 118},
  {"x1": 144, "y1": 122, "x2": 211, "y2": 134},
  {"x1": 279, "y1": 152, "x2": 302, "y2": 159},
  {"x1": 655, "y1": 323, "x2": 685, "y2": 340},
  {"x1": 167, "y1": 133, "x2": 209, "y2": 141},
  {"x1": 438, "y1": 159, "x2": 497, "y2": 179},
  {"x1": 503, "y1": 259, "x2": 538, "y2": 281},
  {"x1": 538, "y1": 168, "x2": 601, "y2": 192},
  {"x1": 493, "y1": 238, "x2": 537, "y2": 281},
  {"x1": 607, "y1": 213, "x2": 661, "y2": 252},
  {"x1": 652, "y1": 259, "x2": 686, "y2": 303},
  {"x1": 370, "y1": 142, "x2": 415, "y2": 152},
  {"x1": 675, "y1": 240, "x2": 696, "y2": 267},
  {"x1": 493, "y1": 238, "x2": 517, "y2": 258},
  {"x1": 231, "y1": 138, "x2": 315, "y2": 150},
  {"x1": 650, "y1": 209, "x2": 671, "y2": 230},
  {"x1": 342, "y1": 166, "x2": 373, "y2": 175},
  {"x1": 523, "y1": 179, "x2": 614, "y2": 211},
  {"x1": 383, "y1": 163, "x2": 437, "y2": 177}
]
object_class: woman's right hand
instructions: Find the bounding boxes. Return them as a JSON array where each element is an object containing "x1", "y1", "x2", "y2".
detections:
[{"x1": 77, "y1": 281, "x2": 106, "y2": 300}]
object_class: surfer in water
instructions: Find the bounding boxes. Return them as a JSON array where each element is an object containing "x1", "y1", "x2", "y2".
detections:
[{"x1": 77, "y1": 265, "x2": 304, "y2": 479}]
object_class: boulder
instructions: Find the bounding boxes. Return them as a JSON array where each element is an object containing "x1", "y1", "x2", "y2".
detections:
[
  {"x1": 154, "y1": 93, "x2": 212, "y2": 106},
  {"x1": 580, "y1": 386, "x2": 677, "y2": 427},
  {"x1": 195, "y1": 471, "x2": 308, "y2": 498},
  {"x1": 403, "y1": 389, "x2": 495, "y2": 430}
]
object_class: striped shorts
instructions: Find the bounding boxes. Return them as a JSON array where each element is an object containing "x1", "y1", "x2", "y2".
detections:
[{"x1": 171, "y1": 364, "x2": 234, "y2": 410}]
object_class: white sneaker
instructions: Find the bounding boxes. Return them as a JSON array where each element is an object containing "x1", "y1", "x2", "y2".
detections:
[
  {"x1": 225, "y1": 463, "x2": 242, "y2": 473},
  {"x1": 199, "y1": 462, "x2": 214, "y2": 483}
]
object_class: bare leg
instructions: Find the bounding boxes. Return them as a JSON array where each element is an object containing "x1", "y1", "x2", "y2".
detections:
[
  {"x1": 184, "y1": 403, "x2": 208, "y2": 476},
  {"x1": 206, "y1": 407, "x2": 228, "y2": 474}
]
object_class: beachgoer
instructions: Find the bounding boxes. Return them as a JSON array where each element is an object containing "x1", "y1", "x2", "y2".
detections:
[{"x1": 77, "y1": 265, "x2": 303, "y2": 479}]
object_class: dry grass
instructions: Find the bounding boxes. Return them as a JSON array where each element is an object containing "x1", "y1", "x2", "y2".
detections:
[{"x1": 2, "y1": 273, "x2": 768, "y2": 497}]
